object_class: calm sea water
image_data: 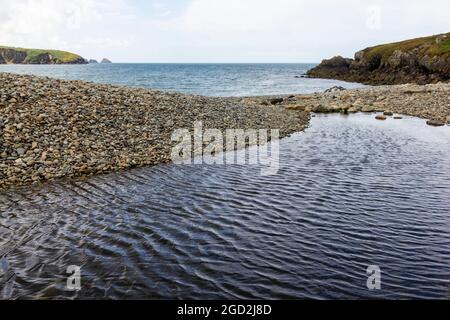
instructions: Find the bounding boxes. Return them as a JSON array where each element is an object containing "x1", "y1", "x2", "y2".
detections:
[
  {"x1": 1, "y1": 114, "x2": 449, "y2": 299},
  {"x1": 0, "y1": 63, "x2": 363, "y2": 96},
  {"x1": 0, "y1": 64, "x2": 448, "y2": 300}
]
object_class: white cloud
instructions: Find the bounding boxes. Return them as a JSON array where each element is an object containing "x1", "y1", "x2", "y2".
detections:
[
  {"x1": 0, "y1": 0, "x2": 132, "y2": 54},
  {"x1": 0, "y1": 0, "x2": 449, "y2": 62},
  {"x1": 169, "y1": 0, "x2": 450, "y2": 61}
]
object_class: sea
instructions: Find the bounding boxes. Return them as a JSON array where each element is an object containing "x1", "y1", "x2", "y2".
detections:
[{"x1": 0, "y1": 63, "x2": 363, "y2": 96}]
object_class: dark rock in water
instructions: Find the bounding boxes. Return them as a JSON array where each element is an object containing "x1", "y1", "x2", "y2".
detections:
[
  {"x1": 394, "y1": 116, "x2": 403, "y2": 119},
  {"x1": 307, "y1": 32, "x2": 450, "y2": 85},
  {"x1": 89, "y1": 59, "x2": 99, "y2": 64},
  {"x1": 375, "y1": 115, "x2": 387, "y2": 121},
  {"x1": 308, "y1": 56, "x2": 353, "y2": 80},
  {"x1": 426, "y1": 120, "x2": 445, "y2": 126},
  {"x1": 383, "y1": 111, "x2": 394, "y2": 116},
  {"x1": 101, "y1": 58, "x2": 112, "y2": 63},
  {"x1": 269, "y1": 98, "x2": 284, "y2": 105}
]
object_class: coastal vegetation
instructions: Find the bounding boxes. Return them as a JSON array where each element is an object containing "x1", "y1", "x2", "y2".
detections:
[
  {"x1": 0, "y1": 46, "x2": 87, "y2": 64},
  {"x1": 362, "y1": 33, "x2": 450, "y2": 62},
  {"x1": 307, "y1": 33, "x2": 450, "y2": 85}
]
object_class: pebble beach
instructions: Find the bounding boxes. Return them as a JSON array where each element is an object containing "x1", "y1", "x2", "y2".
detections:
[
  {"x1": 1, "y1": 73, "x2": 450, "y2": 189},
  {"x1": 0, "y1": 73, "x2": 308, "y2": 189}
]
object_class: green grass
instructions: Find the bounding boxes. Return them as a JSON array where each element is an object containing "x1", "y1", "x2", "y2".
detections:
[
  {"x1": 0, "y1": 45, "x2": 83, "y2": 63},
  {"x1": 430, "y1": 38, "x2": 450, "y2": 55},
  {"x1": 362, "y1": 33, "x2": 450, "y2": 62}
]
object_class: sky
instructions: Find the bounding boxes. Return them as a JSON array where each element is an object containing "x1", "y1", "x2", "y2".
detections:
[{"x1": 0, "y1": 0, "x2": 449, "y2": 63}]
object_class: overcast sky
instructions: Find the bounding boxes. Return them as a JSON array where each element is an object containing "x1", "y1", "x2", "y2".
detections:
[{"x1": 0, "y1": 0, "x2": 449, "y2": 63}]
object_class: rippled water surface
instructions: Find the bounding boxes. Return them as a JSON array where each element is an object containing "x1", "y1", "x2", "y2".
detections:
[
  {"x1": 1, "y1": 114, "x2": 450, "y2": 300},
  {"x1": 0, "y1": 63, "x2": 363, "y2": 96}
]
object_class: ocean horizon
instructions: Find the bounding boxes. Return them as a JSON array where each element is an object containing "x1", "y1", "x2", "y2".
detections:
[{"x1": 0, "y1": 63, "x2": 364, "y2": 97}]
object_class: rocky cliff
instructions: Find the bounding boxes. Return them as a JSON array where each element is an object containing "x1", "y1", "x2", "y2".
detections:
[
  {"x1": 307, "y1": 33, "x2": 450, "y2": 85},
  {"x1": 0, "y1": 46, "x2": 87, "y2": 64}
]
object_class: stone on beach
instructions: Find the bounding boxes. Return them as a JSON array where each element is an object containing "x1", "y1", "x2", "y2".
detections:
[
  {"x1": 362, "y1": 106, "x2": 376, "y2": 113},
  {"x1": 269, "y1": 98, "x2": 284, "y2": 105},
  {"x1": 426, "y1": 120, "x2": 445, "y2": 127}
]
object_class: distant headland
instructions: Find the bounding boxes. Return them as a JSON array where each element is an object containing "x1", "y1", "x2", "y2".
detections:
[
  {"x1": 0, "y1": 46, "x2": 87, "y2": 65},
  {"x1": 307, "y1": 32, "x2": 450, "y2": 85}
]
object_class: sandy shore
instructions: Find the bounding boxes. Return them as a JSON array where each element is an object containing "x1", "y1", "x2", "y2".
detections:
[{"x1": 0, "y1": 73, "x2": 309, "y2": 189}]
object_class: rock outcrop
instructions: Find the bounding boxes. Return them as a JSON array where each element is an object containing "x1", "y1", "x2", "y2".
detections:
[
  {"x1": 307, "y1": 33, "x2": 450, "y2": 85},
  {"x1": 0, "y1": 46, "x2": 87, "y2": 64},
  {"x1": 101, "y1": 58, "x2": 112, "y2": 63},
  {"x1": 89, "y1": 59, "x2": 99, "y2": 64}
]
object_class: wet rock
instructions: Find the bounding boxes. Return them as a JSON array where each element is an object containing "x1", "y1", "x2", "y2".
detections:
[
  {"x1": 312, "y1": 105, "x2": 330, "y2": 113},
  {"x1": 269, "y1": 98, "x2": 284, "y2": 105},
  {"x1": 375, "y1": 115, "x2": 387, "y2": 121},
  {"x1": 362, "y1": 106, "x2": 375, "y2": 113},
  {"x1": 325, "y1": 86, "x2": 346, "y2": 93},
  {"x1": 383, "y1": 111, "x2": 394, "y2": 116},
  {"x1": 426, "y1": 120, "x2": 445, "y2": 127},
  {"x1": 347, "y1": 107, "x2": 360, "y2": 113}
]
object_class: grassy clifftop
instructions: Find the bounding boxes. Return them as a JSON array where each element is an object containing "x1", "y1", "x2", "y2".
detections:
[
  {"x1": 0, "y1": 46, "x2": 87, "y2": 64},
  {"x1": 362, "y1": 33, "x2": 450, "y2": 62},
  {"x1": 307, "y1": 33, "x2": 450, "y2": 85}
]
